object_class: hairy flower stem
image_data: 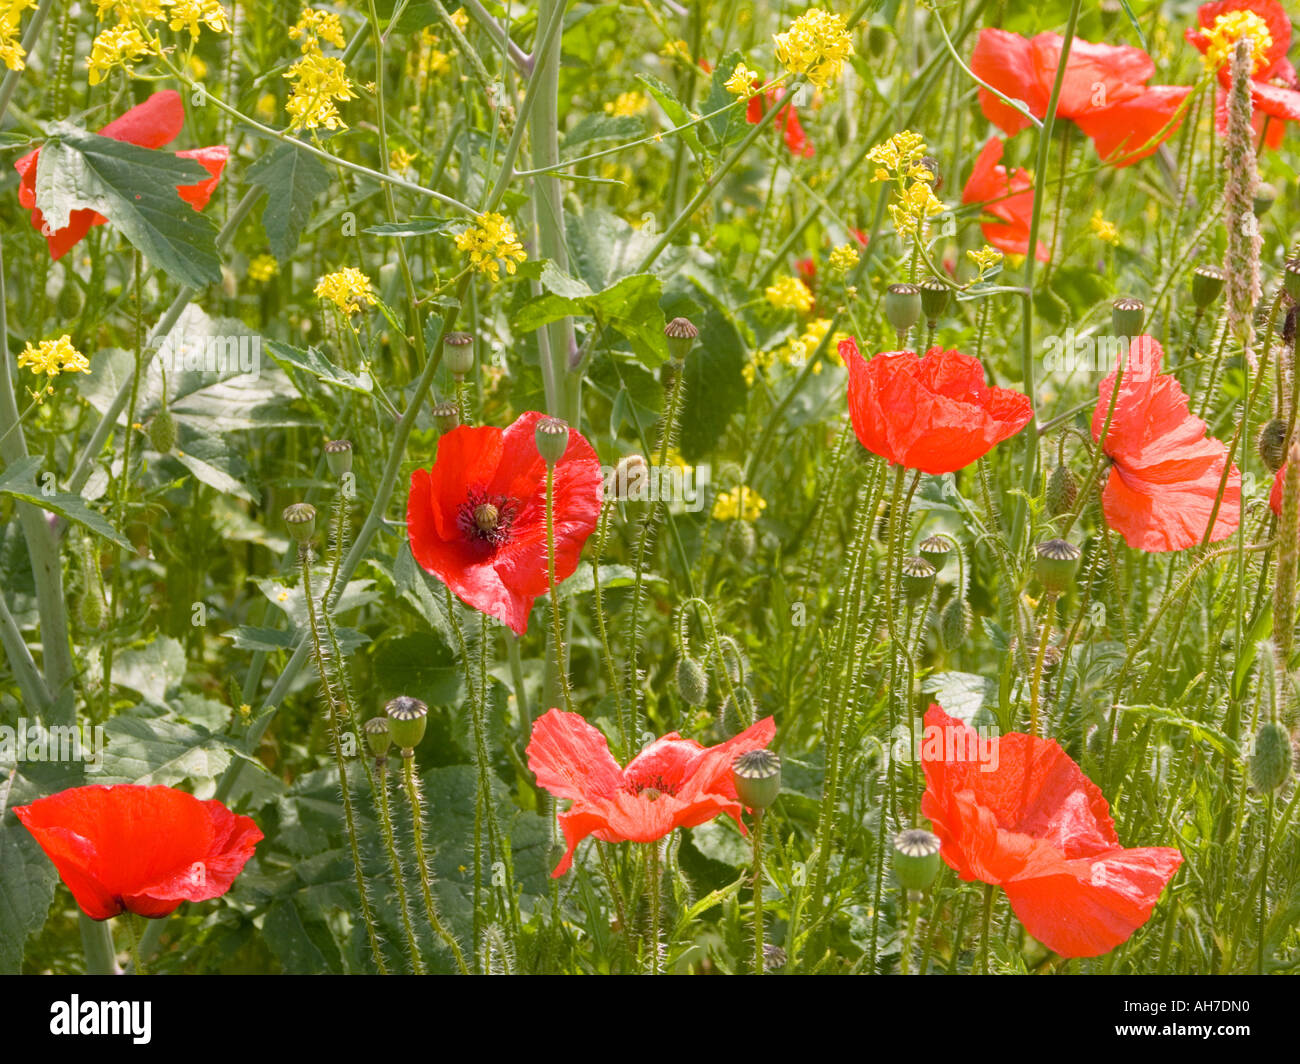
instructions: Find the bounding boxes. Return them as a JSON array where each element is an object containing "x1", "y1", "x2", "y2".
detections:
[
  {"x1": 978, "y1": 882, "x2": 995, "y2": 975},
  {"x1": 1029, "y1": 594, "x2": 1056, "y2": 738},
  {"x1": 545, "y1": 463, "x2": 573, "y2": 714},
  {"x1": 401, "y1": 755, "x2": 470, "y2": 974},
  {"x1": 373, "y1": 762, "x2": 424, "y2": 973},
  {"x1": 751, "y1": 810, "x2": 766, "y2": 975},
  {"x1": 1259, "y1": 791, "x2": 1274, "y2": 974},
  {"x1": 647, "y1": 840, "x2": 663, "y2": 974},
  {"x1": 300, "y1": 543, "x2": 387, "y2": 973},
  {"x1": 590, "y1": 504, "x2": 628, "y2": 752}
]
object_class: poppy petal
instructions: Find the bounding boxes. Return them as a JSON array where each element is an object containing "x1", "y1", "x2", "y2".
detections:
[{"x1": 526, "y1": 708, "x2": 624, "y2": 804}]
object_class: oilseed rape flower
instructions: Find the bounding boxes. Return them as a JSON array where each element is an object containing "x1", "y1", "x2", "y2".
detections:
[
  {"x1": 455, "y1": 212, "x2": 527, "y2": 281},
  {"x1": 314, "y1": 267, "x2": 377, "y2": 314},
  {"x1": 18, "y1": 335, "x2": 90, "y2": 377},
  {"x1": 774, "y1": 8, "x2": 854, "y2": 88},
  {"x1": 765, "y1": 275, "x2": 814, "y2": 314}
]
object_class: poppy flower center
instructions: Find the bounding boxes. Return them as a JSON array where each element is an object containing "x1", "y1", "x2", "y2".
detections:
[
  {"x1": 457, "y1": 487, "x2": 517, "y2": 548},
  {"x1": 625, "y1": 772, "x2": 676, "y2": 799},
  {"x1": 1202, "y1": 12, "x2": 1272, "y2": 74}
]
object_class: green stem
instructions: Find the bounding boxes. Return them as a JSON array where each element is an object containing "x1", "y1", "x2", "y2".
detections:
[
  {"x1": 545, "y1": 460, "x2": 573, "y2": 713},
  {"x1": 401, "y1": 755, "x2": 470, "y2": 973},
  {"x1": 978, "y1": 883, "x2": 995, "y2": 975},
  {"x1": 374, "y1": 760, "x2": 425, "y2": 974},
  {"x1": 80, "y1": 916, "x2": 119, "y2": 976},
  {"x1": 751, "y1": 810, "x2": 765, "y2": 975}
]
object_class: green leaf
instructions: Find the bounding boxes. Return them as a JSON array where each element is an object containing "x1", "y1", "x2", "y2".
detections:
[
  {"x1": 514, "y1": 269, "x2": 670, "y2": 367},
  {"x1": 171, "y1": 425, "x2": 257, "y2": 503},
  {"x1": 0, "y1": 456, "x2": 131, "y2": 550},
  {"x1": 677, "y1": 302, "x2": 747, "y2": 460},
  {"x1": 362, "y1": 217, "x2": 459, "y2": 238},
  {"x1": 112, "y1": 637, "x2": 187, "y2": 705},
  {"x1": 702, "y1": 52, "x2": 750, "y2": 149},
  {"x1": 246, "y1": 140, "x2": 331, "y2": 262},
  {"x1": 562, "y1": 113, "x2": 645, "y2": 150},
  {"x1": 636, "y1": 73, "x2": 703, "y2": 159},
  {"x1": 265, "y1": 339, "x2": 374, "y2": 394},
  {"x1": 370, "y1": 633, "x2": 463, "y2": 707},
  {"x1": 34, "y1": 124, "x2": 221, "y2": 288},
  {"x1": 97, "y1": 713, "x2": 260, "y2": 787}
]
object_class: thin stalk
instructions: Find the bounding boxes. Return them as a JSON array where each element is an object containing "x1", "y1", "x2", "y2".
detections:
[
  {"x1": 401, "y1": 755, "x2": 470, "y2": 973},
  {"x1": 373, "y1": 760, "x2": 424, "y2": 974},
  {"x1": 751, "y1": 810, "x2": 765, "y2": 975}
]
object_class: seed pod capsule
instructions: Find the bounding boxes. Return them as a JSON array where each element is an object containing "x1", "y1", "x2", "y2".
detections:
[
  {"x1": 893, "y1": 828, "x2": 941, "y2": 893},
  {"x1": 364, "y1": 717, "x2": 392, "y2": 761},
  {"x1": 885, "y1": 283, "x2": 922, "y2": 340},
  {"x1": 433, "y1": 400, "x2": 460, "y2": 434},
  {"x1": 534, "y1": 416, "x2": 570, "y2": 465},
  {"x1": 1035, "y1": 539, "x2": 1082, "y2": 594},
  {"x1": 732, "y1": 749, "x2": 782, "y2": 811},
  {"x1": 1192, "y1": 265, "x2": 1226, "y2": 309},
  {"x1": 385, "y1": 695, "x2": 429, "y2": 754},
  {"x1": 918, "y1": 278, "x2": 950, "y2": 326},
  {"x1": 444, "y1": 332, "x2": 475, "y2": 377},
  {"x1": 283, "y1": 502, "x2": 317, "y2": 544},
  {"x1": 664, "y1": 317, "x2": 699, "y2": 363},
  {"x1": 324, "y1": 439, "x2": 353, "y2": 477},
  {"x1": 901, "y1": 555, "x2": 937, "y2": 601},
  {"x1": 1111, "y1": 296, "x2": 1145, "y2": 337}
]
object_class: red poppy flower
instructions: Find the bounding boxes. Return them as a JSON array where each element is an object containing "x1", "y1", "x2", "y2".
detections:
[
  {"x1": 407, "y1": 410, "x2": 603, "y2": 636},
  {"x1": 841, "y1": 340, "x2": 1033, "y2": 475},
  {"x1": 1074, "y1": 85, "x2": 1194, "y2": 166},
  {"x1": 1092, "y1": 335, "x2": 1240, "y2": 552},
  {"x1": 527, "y1": 708, "x2": 776, "y2": 876},
  {"x1": 13, "y1": 90, "x2": 228, "y2": 261},
  {"x1": 746, "y1": 84, "x2": 814, "y2": 157},
  {"x1": 14, "y1": 784, "x2": 262, "y2": 920},
  {"x1": 796, "y1": 256, "x2": 817, "y2": 288},
  {"x1": 920, "y1": 704, "x2": 1182, "y2": 959},
  {"x1": 962, "y1": 137, "x2": 1050, "y2": 261}
]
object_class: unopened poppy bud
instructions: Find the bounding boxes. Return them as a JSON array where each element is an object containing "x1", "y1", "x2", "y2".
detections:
[
  {"x1": 1285, "y1": 259, "x2": 1300, "y2": 304},
  {"x1": 534, "y1": 416, "x2": 569, "y2": 465},
  {"x1": 1035, "y1": 538, "x2": 1081, "y2": 594},
  {"x1": 1251, "y1": 721, "x2": 1293, "y2": 792},
  {"x1": 893, "y1": 828, "x2": 941, "y2": 893},
  {"x1": 867, "y1": 24, "x2": 888, "y2": 57},
  {"x1": 1258, "y1": 419, "x2": 1289, "y2": 473},
  {"x1": 732, "y1": 749, "x2": 781, "y2": 811},
  {"x1": 918, "y1": 278, "x2": 950, "y2": 325},
  {"x1": 727, "y1": 519, "x2": 757, "y2": 559},
  {"x1": 433, "y1": 400, "x2": 460, "y2": 434},
  {"x1": 324, "y1": 439, "x2": 353, "y2": 477},
  {"x1": 1193, "y1": 265, "x2": 1226, "y2": 309},
  {"x1": 1046, "y1": 463, "x2": 1078, "y2": 516},
  {"x1": 1253, "y1": 183, "x2": 1277, "y2": 216},
  {"x1": 901, "y1": 555, "x2": 936, "y2": 601},
  {"x1": 939, "y1": 596, "x2": 970, "y2": 651},
  {"x1": 385, "y1": 695, "x2": 428, "y2": 754},
  {"x1": 885, "y1": 283, "x2": 922, "y2": 340},
  {"x1": 77, "y1": 591, "x2": 105, "y2": 631},
  {"x1": 148, "y1": 407, "x2": 177, "y2": 454},
  {"x1": 676, "y1": 656, "x2": 709, "y2": 706},
  {"x1": 918, "y1": 534, "x2": 952, "y2": 573},
  {"x1": 444, "y1": 332, "x2": 475, "y2": 377},
  {"x1": 1111, "y1": 297, "x2": 1144, "y2": 337},
  {"x1": 283, "y1": 502, "x2": 317, "y2": 543},
  {"x1": 664, "y1": 317, "x2": 698, "y2": 362},
  {"x1": 364, "y1": 717, "x2": 392, "y2": 760}
]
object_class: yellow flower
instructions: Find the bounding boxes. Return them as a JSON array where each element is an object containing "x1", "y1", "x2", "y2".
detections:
[
  {"x1": 0, "y1": 0, "x2": 33, "y2": 71},
  {"x1": 867, "y1": 130, "x2": 928, "y2": 176},
  {"x1": 765, "y1": 275, "x2": 814, "y2": 314},
  {"x1": 284, "y1": 49, "x2": 356, "y2": 130},
  {"x1": 188, "y1": 54, "x2": 207, "y2": 78},
  {"x1": 604, "y1": 91, "x2": 649, "y2": 117},
  {"x1": 660, "y1": 38, "x2": 691, "y2": 62},
  {"x1": 451, "y1": 6, "x2": 468, "y2": 32},
  {"x1": 1089, "y1": 209, "x2": 1119, "y2": 246},
  {"x1": 1200, "y1": 10, "x2": 1272, "y2": 75},
  {"x1": 887, "y1": 179, "x2": 945, "y2": 239},
  {"x1": 165, "y1": 0, "x2": 230, "y2": 38},
  {"x1": 18, "y1": 335, "x2": 90, "y2": 377},
  {"x1": 289, "y1": 6, "x2": 346, "y2": 52},
  {"x1": 712, "y1": 486, "x2": 766, "y2": 522},
  {"x1": 389, "y1": 145, "x2": 418, "y2": 172},
  {"x1": 455, "y1": 212, "x2": 527, "y2": 282},
  {"x1": 828, "y1": 243, "x2": 859, "y2": 274},
  {"x1": 87, "y1": 25, "x2": 152, "y2": 85},
  {"x1": 967, "y1": 244, "x2": 1004, "y2": 277},
  {"x1": 725, "y1": 62, "x2": 760, "y2": 97},
  {"x1": 94, "y1": 0, "x2": 163, "y2": 22},
  {"x1": 773, "y1": 8, "x2": 854, "y2": 88},
  {"x1": 248, "y1": 254, "x2": 279, "y2": 283},
  {"x1": 314, "y1": 267, "x2": 377, "y2": 314}
]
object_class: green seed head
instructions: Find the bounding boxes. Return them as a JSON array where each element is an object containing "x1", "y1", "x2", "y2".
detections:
[
  {"x1": 324, "y1": 439, "x2": 353, "y2": 478},
  {"x1": 732, "y1": 749, "x2": 781, "y2": 811},
  {"x1": 283, "y1": 502, "x2": 317, "y2": 543},
  {"x1": 364, "y1": 716, "x2": 392, "y2": 760},
  {"x1": 893, "y1": 828, "x2": 942, "y2": 892},
  {"x1": 901, "y1": 555, "x2": 937, "y2": 601},
  {"x1": 1111, "y1": 296, "x2": 1145, "y2": 338},
  {"x1": 885, "y1": 283, "x2": 922, "y2": 340},
  {"x1": 534, "y1": 416, "x2": 569, "y2": 466},
  {"x1": 664, "y1": 317, "x2": 699, "y2": 362},
  {"x1": 1035, "y1": 538, "x2": 1082, "y2": 594},
  {"x1": 433, "y1": 400, "x2": 460, "y2": 434},
  {"x1": 444, "y1": 332, "x2": 475, "y2": 377},
  {"x1": 1192, "y1": 265, "x2": 1226, "y2": 309},
  {"x1": 385, "y1": 695, "x2": 429, "y2": 753},
  {"x1": 918, "y1": 534, "x2": 953, "y2": 573},
  {"x1": 918, "y1": 278, "x2": 950, "y2": 325}
]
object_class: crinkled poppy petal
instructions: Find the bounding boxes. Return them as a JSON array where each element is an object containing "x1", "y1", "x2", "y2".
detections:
[
  {"x1": 971, "y1": 28, "x2": 1047, "y2": 134},
  {"x1": 526, "y1": 708, "x2": 624, "y2": 804},
  {"x1": 962, "y1": 137, "x2": 1050, "y2": 262},
  {"x1": 1031, "y1": 34, "x2": 1153, "y2": 119},
  {"x1": 1213, "y1": 86, "x2": 1295, "y2": 147},
  {"x1": 552, "y1": 806, "x2": 615, "y2": 877},
  {"x1": 174, "y1": 146, "x2": 229, "y2": 209},
  {"x1": 425, "y1": 424, "x2": 504, "y2": 541},
  {"x1": 1075, "y1": 86, "x2": 1192, "y2": 166},
  {"x1": 1251, "y1": 79, "x2": 1300, "y2": 123},
  {"x1": 98, "y1": 90, "x2": 186, "y2": 148},
  {"x1": 678, "y1": 716, "x2": 777, "y2": 803},
  {"x1": 622, "y1": 733, "x2": 706, "y2": 793}
]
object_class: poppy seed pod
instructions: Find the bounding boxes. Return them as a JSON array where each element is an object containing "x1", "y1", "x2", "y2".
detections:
[
  {"x1": 149, "y1": 407, "x2": 177, "y2": 454},
  {"x1": 1253, "y1": 182, "x2": 1277, "y2": 217},
  {"x1": 918, "y1": 534, "x2": 953, "y2": 573},
  {"x1": 893, "y1": 828, "x2": 941, "y2": 894},
  {"x1": 885, "y1": 283, "x2": 922, "y2": 339},
  {"x1": 664, "y1": 317, "x2": 699, "y2": 362},
  {"x1": 1111, "y1": 297, "x2": 1145, "y2": 337},
  {"x1": 1046, "y1": 463, "x2": 1079, "y2": 516},
  {"x1": 1251, "y1": 721, "x2": 1292, "y2": 793},
  {"x1": 1285, "y1": 260, "x2": 1300, "y2": 304},
  {"x1": 918, "y1": 278, "x2": 950, "y2": 325},
  {"x1": 676, "y1": 655, "x2": 709, "y2": 707},
  {"x1": 1258, "y1": 419, "x2": 1289, "y2": 473},
  {"x1": 1035, "y1": 538, "x2": 1082, "y2": 594},
  {"x1": 732, "y1": 749, "x2": 781, "y2": 811},
  {"x1": 324, "y1": 439, "x2": 353, "y2": 477},
  {"x1": 433, "y1": 399, "x2": 460, "y2": 434},
  {"x1": 727, "y1": 519, "x2": 757, "y2": 559},
  {"x1": 901, "y1": 555, "x2": 937, "y2": 601},
  {"x1": 534, "y1": 416, "x2": 569, "y2": 465},
  {"x1": 385, "y1": 695, "x2": 428, "y2": 753},
  {"x1": 1192, "y1": 265, "x2": 1225, "y2": 309},
  {"x1": 364, "y1": 716, "x2": 392, "y2": 760},
  {"x1": 444, "y1": 332, "x2": 475, "y2": 377},
  {"x1": 283, "y1": 502, "x2": 317, "y2": 543}
]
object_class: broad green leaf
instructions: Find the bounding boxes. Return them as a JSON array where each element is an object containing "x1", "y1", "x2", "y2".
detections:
[
  {"x1": 112, "y1": 636, "x2": 187, "y2": 705},
  {"x1": 0, "y1": 456, "x2": 131, "y2": 550},
  {"x1": 678, "y1": 301, "x2": 747, "y2": 460},
  {"x1": 246, "y1": 140, "x2": 331, "y2": 262},
  {"x1": 563, "y1": 113, "x2": 645, "y2": 149},
  {"x1": 702, "y1": 52, "x2": 750, "y2": 149},
  {"x1": 97, "y1": 713, "x2": 259, "y2": 788},
  {"x1": 34, "y1": 124, "x2": 221, "y2": 288},
  {"x1": 265, "y1": 339, "x2": 374, "y2": 394},
  {"x1": 636, "y1": 73, "x2": 703, "y2": 159},
  {"x1": 370, "y1": 632, "x2": 462, "y2": 707},
  {"x1": 514, "y1": 269, "x2": 670, "y2": 367}
]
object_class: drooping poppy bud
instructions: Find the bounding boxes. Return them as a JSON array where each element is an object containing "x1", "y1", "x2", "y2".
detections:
[
  {"x1": 1046, "y1": 463, "x2": 1078, "y2": 516},
  {"x1": 939, "y1": 596, "x2": 970, "y2": 651},
  {"x1": 1258, "y1": 419, "x2": 1288, "y2": 473},
  {"x1": 1250, "y1": 721, "x2": 1292, "y2": 793},
  {"x1": 676, "y1": 655, "x2": 709, "y2": 706},
  {"x1": 149, "y1": 407, "x2": 177, "y2": 454}
]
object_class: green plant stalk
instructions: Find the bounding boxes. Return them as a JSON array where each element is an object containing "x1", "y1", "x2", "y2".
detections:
[
  {"x1": 373, "y1": 761, "x2": 424, "y2": 973},
  {"x1": 401, "y1": 755, "x2": 470, "y2": 974},
  {"x1": 589, "y1": 503, "x2": 627, "y2": 752},
  {"x1": 751, "y1": 809, "x2": 765, "y2": 976},
  {"x1": 0, "y1": 0, "x2": 55, "y2": 125},
  {"x1": 978, "y1": 882, "x2": 995, "y2": 974},
  {"x1": 647, "y1": 839, "x2": 662, "y2": 975},
  {"x1": 1258, "y1": 790, "x2": 1273, "y2": 974},
  {"x1": 545, "y1": 462, "x2": 573, "y2": 713},
  {"x1": 1029, "y1": 593, "x2": 1056, "y2": 738},
  {"x1": 80, "y1": 917, "x2": 118, "y2": 976}
]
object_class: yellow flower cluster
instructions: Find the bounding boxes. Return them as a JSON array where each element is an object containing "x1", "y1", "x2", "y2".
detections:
[
  {"x1": 0, "y1": 0, "x2": 35, "y2": 72},
  {"x1": 87, "y1": 0, "x2": 228, "y2": 83},
  {"x1": 712, "y1": 486, "x2": 766, "y2": 522},
  {"x1": 166, "y1": 0, "x2": 229, "y2": 37},
  {"x1": 827, "y1": 243, "x2": 859, "y2": 274},
  {"x1": 744, "y1": 318, "x2": 848, "y2": 383},
  {"x1": 869, "y1": 130, "x2": 945, "y2": 240},
  {"x1": 867, "y1": 129, "x2": 930, "y2": 179},
  {"x1": 87, "y1": 24, "x2": 152, "y2": 84},
  {"x1": 410, "y1": 26, "x2": 452, "y2": 89},
  {"x1": 604, "y1": 91, "x2": 649, "y2": 117},
  {"x1": 289, "y1": 7, "x2": 346, "y2": 52},
  {"x1": 773, "y1": 8, "x2": 854, "y2": 88},
  {"x1": 765, "y1": 275, "x2": 814, "y2": 314},
  {"x1": 389, "y1": 145, "x2": 418, "y2": 172},
  {"x1": 1089, "y1": 209, "x2": 1119, "y2": 246},
  {"x1": 248, "y1": 254, "x2": 279, "y2": 283},
  {"x1": 314, "y1": 267, "x2": 377, "y2": 314},
  {"x1": 455, "y1": 212, "x2": 527, "y2": 282},
  {"x1": 966, "y1": 244, "x2": 1003, "y2": 278},
  {"x1": 18, "y1": 335, "x2": 90, "y2": 377},
  {"x1": 660, "y1": 39, "x2": 692, "y2": 63},
  {"x1": 1201, "y1": 10, "x2": 1272, "y2": 75},
  {"x1": 725, "y1": 62, "x2": 760, "y2": 98}
]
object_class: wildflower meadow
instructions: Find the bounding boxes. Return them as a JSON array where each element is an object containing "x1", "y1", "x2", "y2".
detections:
[{"x1": 2, "y1": 0, "x2": 1300, "y2": 1005}]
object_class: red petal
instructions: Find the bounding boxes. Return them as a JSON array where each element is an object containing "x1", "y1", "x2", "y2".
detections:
[
  {"x1": 98, "y1": 90, "x2": 185, "y2": 148},
  {"x1": 1192, "y1": 0, "x2": 1292, "y2": 82},
  {"x1": 971, "y1": 28, "x2": 1046, "y2": 135},
  {"x1": 526, "y1": 708, "x2": 624, "y2": 804},
  {"x1": 962, "y1": 137, "x2": 1050, "y2": 261},
  {"x1": 1075, "y1": 86, "x2": 1192, "y2": 166},
  {"x1": 1031, "y1": 34, "x2": 1153, "y2": 119},
  {"x1": 175, "y1": 145, "x2": 228, "y2": 209},
  {"x1": 1271, "y1": 463, "x2": 1286, "y2": 517}
]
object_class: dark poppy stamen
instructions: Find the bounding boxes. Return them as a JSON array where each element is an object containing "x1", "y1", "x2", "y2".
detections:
[{"x1": 457, "y1": 487, "x2": 517, "y2": 548}]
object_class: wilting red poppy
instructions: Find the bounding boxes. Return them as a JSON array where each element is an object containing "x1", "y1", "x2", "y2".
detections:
[
  {"x1": 13, "y1": 90, "x2": 228, "y2": 260},
  {"x1": 971, "y1": 29, "x2": 1187, "y2": 165},
  {"x1": 962, "y1": 137, "x2": 1049, "y2": 261},
  {"x1": 407, "y1": 410, "x2": 603, "y2": 635},
  {"x1": 14, "y1": 784, "x2": 262, "y2": 920},
  {"x1": 747, "y1": 84, "x2": 814, "y2": 157},
  {"x1": 1092, "y1": 335, "x2": 1240, "y2": 552},
  {"x1": 528, "y1": 708, "x2": 776, "y2": 876},
  {"x1": 841, "y1": 339, "x2": 1033, "y2": 475},
  {"x1": 920, "y1": 704, "x2": 1182, "y2": 959}
]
